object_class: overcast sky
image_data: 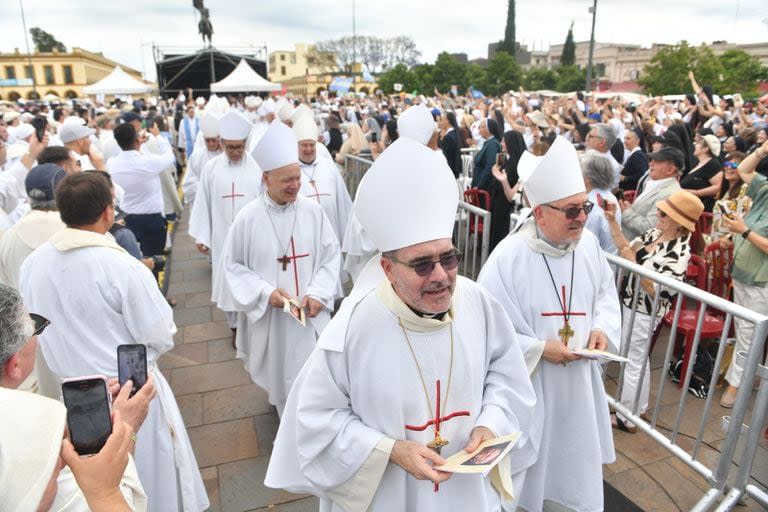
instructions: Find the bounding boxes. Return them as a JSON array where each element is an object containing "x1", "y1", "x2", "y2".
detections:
[{"x1": 2, "y1": 0, "x2": 767, "y2": 80}]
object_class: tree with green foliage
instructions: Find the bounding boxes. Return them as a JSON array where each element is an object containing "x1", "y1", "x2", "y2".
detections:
[
  {"x1": 30, "y1": 27, "x2": 66, "y2": 52},
  {"x1": 376, "y1": 63, "x2": 417, "y2": 93},
  {"x1": 718, "y1": 49, "x2": 767, "y2": 96},
  {"x1": 555, "y1": 65, "x2": 586, "y2": 92},
  {"x1": 637, "y1": 41, "x2": 724, "y2": 95},
  {"x1": 430, "y1": 53, "x2": 468, "y2": 93},
  {"x1": 523, "y1": 68, "x2": 558, "y2": 90},
  {"x1": 561, "y1": 22, "x2": 576, "y2": 66},
  {"x1": 481, "y1": 51, "x2": 523, "y2": 95},
  {"x1": 466, "y1": 63, "x2": 487, "y2": 94},
  {"x1": 411, "y1": 64, "x2": 435, "y2": 94},
  {"x1": 497, "y1": 0, "x2": 516, "y2": 55}
]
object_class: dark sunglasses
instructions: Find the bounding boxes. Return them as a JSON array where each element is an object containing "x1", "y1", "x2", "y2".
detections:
[
  {"x1": 724, "y1": 161, "x2": 739, "y2": 169},
  {"x1": 30, "y1": 313, "x2": 50, "y2": 336},
  {"x1": 392, "y1": 250, "x2": 463, "y2": 277},
  {"x1": 543, "y1": 200, "x2": 594, "y2": 220}
]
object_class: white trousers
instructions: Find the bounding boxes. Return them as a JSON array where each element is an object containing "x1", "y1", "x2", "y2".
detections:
[
  {"x1": 617, "y1": 306, "x2": 661, "y2": 427},
  {"x1": 726, "y1": 279, "x2": 768, "y2": 388}
]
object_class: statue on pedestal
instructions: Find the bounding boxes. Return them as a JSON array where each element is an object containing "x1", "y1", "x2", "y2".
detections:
[{"x1": 193, "y1": 0, "x2": 213, "y2": 45}]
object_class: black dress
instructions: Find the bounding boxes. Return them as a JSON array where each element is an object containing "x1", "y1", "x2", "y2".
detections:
[
  {"x1": 440, "y1": 129, "x2": 462, "y2": 178},
  {"x1": 488, "y1": 131, "x2": 527, "y2": 251},
  {"x1": 680, "y1": 158, "x2": 722, "y2": 212}
]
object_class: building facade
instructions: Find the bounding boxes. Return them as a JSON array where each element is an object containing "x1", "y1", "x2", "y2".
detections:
[
  {"x1": 268, "y1": 43, "x2": 336, "y2": 82},
  {"x1": 0, "y1": 47, "x2": 143, "y2": 101}
]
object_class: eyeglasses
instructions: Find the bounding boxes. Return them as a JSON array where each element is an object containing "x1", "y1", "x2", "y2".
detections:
[
  {"x1": 223, "y1": 143, "x2": 245, "y2": 151},
  {"x1": 30, "y1": 313, "x2": 50, "y2": 336},
  {"x1": 390, "y1": 250, "x2": 463, "y2": 277},
  {"x1": 543, "y1": 200, "x2": 594, "y2": 220},
  {"x1": 724, "y1": 161, "x2": 739, "y2": 169}
]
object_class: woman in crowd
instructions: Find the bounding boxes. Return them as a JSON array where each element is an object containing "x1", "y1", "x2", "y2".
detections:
[
  {"x1": 323, "y1": 114, "x2": 344, "y2": 159},
  {"x1": 582, "y1": 154, "x2": 622, "y2": 254},
  {"x1": 439, "y1": 111, "x2": 462, "y2": 177},
  {"x1": 681, "y1": 134, "x2": 723, "y2": 212},
  {"x1": 488, "y1": 130, "x2": 526, "y2": 250},
  {"x1": 335, "y1": 122, "x2": 369, "y2": 165},
  {"x1": 470, "y1": 118, "x2": 502, "y2": 194},
  {"x1": 720, "y1": 140, "x2": 768, "y2": 408},
  {"x1": 460, "y1": 114, "x2": 476, "y2": 148},
  {"x1": 712, "y1": 151, "x2": 751, "y2": 240},
  {"x1": 605, "y1": 190, "x2": 704, "y2": 432}
]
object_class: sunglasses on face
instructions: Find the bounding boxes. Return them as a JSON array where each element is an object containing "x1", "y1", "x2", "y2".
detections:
[
  {"x1": 543, "y1": 200, "x2": 594, "y2": 220},
  {"x1": 391, "y1": 250, "x2": 463, "y2": 277},
  {"x1": 30, "y1": 313, "x2": 50, "y2": 336},
  {"x1": 724, "y1": 161, "x2": 739, "y2": 169}
]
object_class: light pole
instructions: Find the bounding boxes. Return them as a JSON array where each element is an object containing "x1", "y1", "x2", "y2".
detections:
[
  {"x1": 18, "y1": 0, "x2": 38, "y2": 98},
  {"x1": 352, "y1": 0, "x2": 357, "y2": 72},
  {"x1": 585, "y1": 0, "x2": 597, "y2": 92}
]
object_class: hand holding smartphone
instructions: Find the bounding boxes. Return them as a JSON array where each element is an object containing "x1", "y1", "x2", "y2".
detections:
[
  {"x1": 117, "y1": 344, "x2": 148, "y2": 397},
  {"x1": 62, "y1": 376, "x2": 113, "y2": 456},
  {"x1": 495, "y1": 152, "x2": 506, "y2": 167}
]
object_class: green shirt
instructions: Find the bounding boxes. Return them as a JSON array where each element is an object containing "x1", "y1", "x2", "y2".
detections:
[{"x1": 732, "y1": 173, "x2": 768, "y2": 286}]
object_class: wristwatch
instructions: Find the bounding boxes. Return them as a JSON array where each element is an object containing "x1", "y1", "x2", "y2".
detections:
[{"x1": 742, "y1": 229, "x2": 751, "y2": 240}]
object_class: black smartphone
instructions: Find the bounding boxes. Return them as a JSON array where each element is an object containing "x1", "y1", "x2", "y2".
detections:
[
  {"x1": 718, "y1": 203, "x2": 734, "y2": 219},
  {"x1": 61, "y1": 377, "x2": 113, "y2": 456},
  {"x1": 117, "y1": 344, "x2": 148, "y2": 397},
  {"x1": 496, "y1": 153, "x2": 506, "y2": 167},
  {"x1": 371, "y1": 132, "x2": 378, "y2": 143},
  {"x1": 31, "y1": 115, "x2": 47, "y2": 142}
]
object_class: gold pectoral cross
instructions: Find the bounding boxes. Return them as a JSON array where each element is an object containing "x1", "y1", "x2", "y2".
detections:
[
  {"x1": 427, "y1": 433, "x2": 449, "y2": 454},
  {"x1": 558, "y1": 322, "x2": 575, "y2": 345}
]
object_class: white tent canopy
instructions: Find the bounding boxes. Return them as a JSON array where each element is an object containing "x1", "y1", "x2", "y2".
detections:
[
  {"x1": 83, "y1": 66, "x2": 153, "y2": 95},
  {"x1": 210, "y1": 59, "x2": 281, "y2": 93}
]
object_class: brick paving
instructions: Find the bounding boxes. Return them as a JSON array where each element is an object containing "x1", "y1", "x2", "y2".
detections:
[{"x1": 162, "y1": 207, "x2": 767, "y2": 511}]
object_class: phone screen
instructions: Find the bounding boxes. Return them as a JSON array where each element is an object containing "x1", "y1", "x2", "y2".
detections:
[
  {"x1": 496, "y1": 153, "x2": 506, "y2": 167},
  {"x1": 371, "y1": 132, "x2": 378, "y2": 143},
  {"x1": 117, "y1": 344, "x2": 147, "y2": 396},
  {"x1": 62, "y1": 378, "x2": 112, "y2": 455}
]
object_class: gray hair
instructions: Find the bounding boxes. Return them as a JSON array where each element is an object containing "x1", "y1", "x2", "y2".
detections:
[
  {"x1": 593, "y1": 123, "x2": 617, "y2": 151},
  {"x1": 580, "y1": 154, "x2": 615, "y2": 190},
  {"x1": 28, "y1": 189, "x2": 57, "y2": 211},
  {"x1": 0, "y1": 284, "x2": 31, "y2": 378}
]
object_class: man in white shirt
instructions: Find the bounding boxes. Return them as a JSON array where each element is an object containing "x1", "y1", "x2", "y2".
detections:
[
  {"x1": 59, "y1": 117, "x2": 104, "y2": 171},
  {"x1": 107, "y1": 122, "x2": 176, "y2": 257}
]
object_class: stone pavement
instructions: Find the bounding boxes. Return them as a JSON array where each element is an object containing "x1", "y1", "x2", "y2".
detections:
[{"x1": 161, "y1": 208, "x2": 767, "y2": 511}]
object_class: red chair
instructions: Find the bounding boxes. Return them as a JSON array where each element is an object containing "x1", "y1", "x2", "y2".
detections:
[
  {"x1": 691, "y1": 212, "x2": 713, "y2": 254},
  {"x1": 463, "y1": 188, "x2": 491, "y2": 234},
  {"x1": 703, "y1": 241, "x2": 734, "y2": 309},
  {"x1": 622, "y1": 190, "x2": 637, "y2": 204}
]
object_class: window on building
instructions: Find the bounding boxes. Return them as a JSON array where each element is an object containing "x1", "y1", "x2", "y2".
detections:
[
  {"x1": 63, "y1": 65, "x2": 74, "y2": 84},
  {"x1": 24, "y1": 65, "x2": 34, "y2": 81},
  {"x1": 5, "y1": 66, "x2": 16, "y2": 80},
  {"x1": 280, "y1": 54, "x2": 286, "y2": 61},
  {"x1": 44, "y1": 65, "x2": 55, "y2": 85},
  {"x1": 290, "y1": 54, "x2": 296, "y2": 64},
  {"x1": 595, "y1": 63, "x2": 606, "y2": 77},
  {"x1": 281, "y1": 66, "x2": 286, "y2": 76}
]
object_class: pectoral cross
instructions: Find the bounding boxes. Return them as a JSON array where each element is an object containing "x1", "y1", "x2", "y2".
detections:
[
  {"x1": 306, "y1": 179, "x2": 331, "y2": 203},
  {"x1": 404, "y1": 380, "x2": 470, "y2": 492},
  {"x1": 276, "y1": 238, "x2": 310, "y2": 296},
  {"x1": 541, "y1": 285, "x2": 586, "y2": 345}
]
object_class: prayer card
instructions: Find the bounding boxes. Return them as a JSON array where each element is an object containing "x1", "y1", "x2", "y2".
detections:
[
  {"x1": 435, "y1": 432, "x2": 521, "y2": 476},
  {"x1": 282, "y1": 297, "x2": 306, "y2": 327}
]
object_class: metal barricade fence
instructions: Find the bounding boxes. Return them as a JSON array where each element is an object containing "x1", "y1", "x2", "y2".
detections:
[
  {"x1": 343, "y1": 155, "x2": 375, "y2": 199},
  {"x1": 604, "y1": 252, "x2": 768, "y2": 511},
  {"x1": 455, "y1": 201, "x2": 490, "y2": 280}
]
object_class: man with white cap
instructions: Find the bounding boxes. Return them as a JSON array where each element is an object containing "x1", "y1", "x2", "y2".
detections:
[
  {"x1": 189, "y1": 110, "x2": 263, "y2": 329},
  {"x1": 478, "y1": 136, "x2": 620, "y2": 512},
  {"x1": 293, "y1": 115, "x2": 353, "y2": 245},
  {"x1": 60, "y1": 116, "x2": 104, "y2": 171},
  {"x1": 213, "y1": 120, "x2": 340, "y2": 416},
  {"x1": 182, "y1": 111, "x2": 222, "y2": 205},
  {"x1": 265, "y1": 137, "x2": 535, "y2": 511}
]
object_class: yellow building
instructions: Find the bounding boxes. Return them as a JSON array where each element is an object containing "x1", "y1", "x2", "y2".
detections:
[
  {"x1": 268, "y1": 43, "x2": 336, "y2": 82},
  {"x1": 0, "y1": 47, "x2": 144, "y2": 101}
]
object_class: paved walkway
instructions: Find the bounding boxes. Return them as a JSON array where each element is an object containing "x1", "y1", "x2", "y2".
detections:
[{"x1": 161, "y1": 208, "x2": 767, "y2": 512}]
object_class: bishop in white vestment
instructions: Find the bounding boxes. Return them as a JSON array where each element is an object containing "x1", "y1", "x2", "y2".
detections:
[
  {"x1": 478, "y1": 137, "x2": 620, "y2": 512},
  {"x1": 214, "y1": 121, "x2": 340, "y2": 414},
  {"x1": 266, "y1": 138, "x2": 536, "y2": 512},
  {"x1": 188, "y1": 111, "x2": 263, "y2": 327},
  {"x1": 19, "y1": 172, "x2": 208, "y2": 512}
]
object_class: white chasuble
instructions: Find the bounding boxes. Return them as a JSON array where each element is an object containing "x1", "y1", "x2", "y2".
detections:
[
  {"x1": 265, "y1": 277, "x2": 536, "y2": 512},
  {"x1": 182, "y1": 148, "x2": 221, "y2": 205},
  {"x1": 478, "y1": 219, "x2": 621, "y2": 512},
  {"x1": 213, "y1": 195, "x2": 340, "y2": 413}
]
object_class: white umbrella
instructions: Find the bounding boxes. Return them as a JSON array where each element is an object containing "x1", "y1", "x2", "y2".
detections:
[
  {"x1": 83, "y1": 66, "x2": 154, "y2": 96},
  {"x1": 210, "y1": 59, "x2": 281, "y2": 93}
]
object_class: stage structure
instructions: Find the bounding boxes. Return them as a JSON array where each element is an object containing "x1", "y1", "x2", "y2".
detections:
[{"x1": 153, "y1": 45, "x2": 268, "y2": 98}]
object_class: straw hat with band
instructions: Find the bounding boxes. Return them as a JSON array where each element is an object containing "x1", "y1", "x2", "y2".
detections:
[{"x1": 656, "y1": 190, "x2": 704, "y2": 232}]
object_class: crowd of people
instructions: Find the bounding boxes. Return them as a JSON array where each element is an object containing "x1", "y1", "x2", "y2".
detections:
[{"x1": 0, "y1": 73, "x2": 767, "y2": 511}]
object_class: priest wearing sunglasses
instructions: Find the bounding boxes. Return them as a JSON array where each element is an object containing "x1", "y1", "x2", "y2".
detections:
[
  {"x1": 266, "y1": 138, "x2": 536, "y2": 511},
  {"x1": 478, "y1": 136, "x2": 622, "y2": 512}
]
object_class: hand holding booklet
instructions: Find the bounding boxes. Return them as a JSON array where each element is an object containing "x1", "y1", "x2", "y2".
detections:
[
  {"x1": 434, "y1": 432, "x2": 520, "y2": 476},
  {"x1": 573, "y1": 348, "x2": 628, "y2": 363},
  {"x1": 282, "y1": 297, "x2": 306, "y2": 327}
]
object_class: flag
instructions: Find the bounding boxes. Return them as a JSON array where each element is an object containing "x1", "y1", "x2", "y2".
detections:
[
  {"x1": 362, "y1": 69, "x2": 375, "y2": 83},
  {"x1": 470, "y1": 86, "x2": 485, "y2": 99}
]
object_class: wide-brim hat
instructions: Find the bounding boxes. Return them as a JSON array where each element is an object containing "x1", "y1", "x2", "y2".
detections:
[{"x1": 656, "y1": 190, "x2": 704, "y2": 232}]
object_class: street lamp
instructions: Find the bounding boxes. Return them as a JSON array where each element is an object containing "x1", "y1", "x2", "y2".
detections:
[
  {"x1": 585, "y1": 0, "x2": 597, "y2": 92},
  {"x1": 18, "y1": 0, "x2": 38, "y2": 98}
]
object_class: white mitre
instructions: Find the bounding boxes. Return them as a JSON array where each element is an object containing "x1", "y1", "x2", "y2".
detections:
[
  {"x1": 205, "y1": 94, "x2": 230, "y2": 116},
  {"x1": 354, "y1": 138, "x2": 458, "y2": 251},
  {"x1": 200, "y1": 111, "x2": 221, "y2": 138},
  {"x1": 292, "y1": 116, "x2": 319, "y2": 142},
  {"x1": 218, "y1": 110, "x2": 252, "y2": 141},
  {"x1": 277, "y1": 102, "x2": 295, "y2": 123},
  {"x1": 253, "y1": 120, "x2": 299, "y2": 172},
  {"x1": 518, "y1": 135, "x2": 585, "y2": 208},
  {"x1": 397, "y1": 104, "x2": 436, "y2": 146},
  {"x1": 262, "y1": 97, "x2": 276, "y2": 114},
  {"x1": 291, "y1": 103, "x2": 314, "y2": 125}
]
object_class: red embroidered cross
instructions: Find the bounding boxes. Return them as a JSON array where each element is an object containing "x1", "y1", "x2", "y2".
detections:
[
  {"x1": 540, "y1": 285, "x2": 586, "y2": 345},
  {"x1": 276, "y1": 237, "x2": 310, "y2": 297},
  {"x1": 221, "y1": 182, "x2": 245, "y2": 221}
]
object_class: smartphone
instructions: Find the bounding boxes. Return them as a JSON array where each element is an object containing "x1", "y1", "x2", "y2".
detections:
[
  {"x1": 496, "y1": 153, "x2": 506, "y2": 167},
  {"x1": 718, "y1": 203, "x2": 734, "y2": 219},
  {"x1": 31, "y1": 115, "x2": 47, "y2": 142},
  {"x1": 117, "y1": 344, "x2": 148, "y2": 397},
  {"x1": 371, "y1": 132, "x2": 378, "y2": 143},
  {"x1": 61, "y1": 376, "x2": 113, "y2": 456},
  {"x1": 596, "y1": 192, "x2": 607, "y2": 210}
]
